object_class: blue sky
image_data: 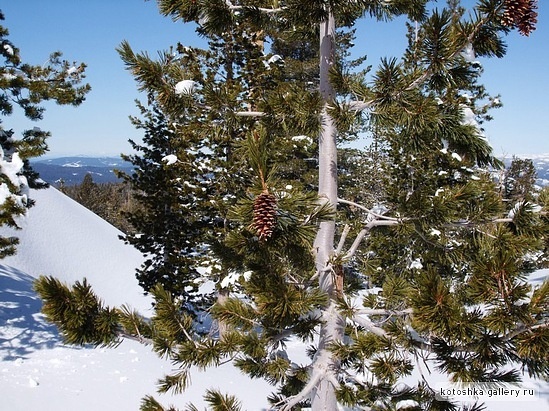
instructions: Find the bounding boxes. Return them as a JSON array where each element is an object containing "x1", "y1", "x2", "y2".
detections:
[{"x1": 2, "y1": 1, "x2": 548, "y2": 158}]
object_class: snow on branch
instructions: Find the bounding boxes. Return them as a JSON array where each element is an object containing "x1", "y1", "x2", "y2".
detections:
[
  {"x1": 350, "y1": 313, "x2": 389, "y2": 337},
  {"x1": 222, "y1": 0, "x2": 283, "y2": 14},
  {"x1": 234, "y1": 110, "x2": 266, "y2": 117}
]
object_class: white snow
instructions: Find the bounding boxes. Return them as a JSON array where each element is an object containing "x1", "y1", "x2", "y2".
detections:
[
  {"x1": 451, "y1": 152, "x2": 462, "y2": 162},
  {"x1": 0, "y1": 188, "x2": 273, "y2": 410},
  {"x1": 174, "y1": 79, "x2": 196, "y2": 95},
  {"x1": 161, "y1": 154, "x2": 178, "y2": 165},
  {"x1": 0, "y1": 150, "x2": 28, "y2": 207},
  {"x1": 3, "y1": 43, "x2": 14, "y2": 56},
  {"x1": 396, "y1": 399, "x2": 420, "y2": 409},
  {"x1": 461, "y1": 43, "x2": 476, "y2": 63},
  {"x1": 408, "y1": 258, "x2": 423, "y2": 270},
  {"x1": 460, "y1": 104, "x2": 479, "y2": 128},
  {"x1": 264, "y1": 54, "x2": 284, "y2": 67},
  {"x1": 0, "y1": 187, "x2": 547, "y2": 410},
  {"x1": 2, "y1": 72, "x2": 16, "y2": 81},
  {"x1": 267, "y1": 54, "x2": 283, "y2": 64},
  {"x1": 220, "y1": 270, "x2": 252, "y2": 288},
  {"x1": 291, "y1": 135, "x2": 313, "y2": 144},
  {"x1": 62, "y1": 161, "x2": 83, "y2": 168}
]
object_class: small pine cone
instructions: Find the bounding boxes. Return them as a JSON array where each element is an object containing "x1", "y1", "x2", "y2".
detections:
[
  {"x1": 252, "y1": 191, "x2": 277, "y2": 241},
  {"x1": 502, "y1": 0, "x2": 538, "y2": 36},
  {"x1": 517, "y1": 2, "x2": 538, "y2": 36}
]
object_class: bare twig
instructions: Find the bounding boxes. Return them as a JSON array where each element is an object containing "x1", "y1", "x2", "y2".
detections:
[
  {"x1": 234, "y1": 110, "x2": 266, "y2": 117},
  {"x1": 336, "y1": 224, "x2": 350, "y2": 254},
  {"x1": 344, "y1": 219, "x2": 400, "y2": 260},
  {"x1": 222, "y1": 0, "x2": 283, "y2": 14},
  {"x1": 356, "y1": 308, "x2": 413, "y2": 316},
  {"x1": 337, "y1": 198, "x2": 399, "y2": 221},
  {"x1": 504, "y1": 322, "x2": 549, "y2": 341},
  {"x1": 277, "y1": 368, "x2": 323, "y2": 411}
]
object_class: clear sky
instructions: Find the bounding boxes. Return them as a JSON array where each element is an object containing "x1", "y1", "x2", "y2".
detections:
[{"x1": 2, "y1": 0, "x2": 548, "y2": 158}]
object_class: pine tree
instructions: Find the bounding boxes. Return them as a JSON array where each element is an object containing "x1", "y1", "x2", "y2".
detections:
[
  {"x1": 35, "y1": 1, "x2": 548, "y2": 410},
  {"x1": 115, "y1": 17, "x2": 323, "y2": 306},
  {"x1": 503, "y1": 156, "x2": 537, "y2": 203},
  {"x1": 0, "y1": 10, "x2": 90, "y2": 257}
]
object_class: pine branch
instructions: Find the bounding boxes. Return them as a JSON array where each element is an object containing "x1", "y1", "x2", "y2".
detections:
[
  {"x1": 344, "y1": 219, "x2": 400, "y2": 260},
  {"x1": 504, "y1": 321, "x2": 549, "y2": 341},
  {"x1": 347, "y1": 2, "x2": 508, "y2": 112},
  {"x1": 203, "y1": 389, "x2": 242, "y2": 411},
  {"x1": 278, "y1": 365, "x2": 323, "y2": 411},
  {"x1": 402, "y1": 3, "x2": 506, "y2": 92}
]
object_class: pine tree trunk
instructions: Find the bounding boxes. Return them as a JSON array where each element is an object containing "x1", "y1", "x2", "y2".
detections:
[
  {"x1": 310, "y1": 9, "x2": 344, "y2": 410},
  {"x1": 215, "y1": 287, "x2": 230, "y2": 338}
]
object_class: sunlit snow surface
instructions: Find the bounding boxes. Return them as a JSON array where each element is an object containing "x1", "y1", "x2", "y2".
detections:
[
  {"x1": 0, "y1": 188, "x2": 273, "y2": 410},
  {"x1": 0, "y1": 188, "x2": 547, "y2": 410}
]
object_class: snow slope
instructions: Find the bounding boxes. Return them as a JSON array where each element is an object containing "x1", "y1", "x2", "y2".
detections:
[
  {"x1": 0, "y1": 187, "x2": 547, "y2": 410},
  {"x1": 0, "y1": 187, "x2": 151, "y2": 312},
  {"x1": 0, "y1": 188, "x2": 273, "y2": 410}
]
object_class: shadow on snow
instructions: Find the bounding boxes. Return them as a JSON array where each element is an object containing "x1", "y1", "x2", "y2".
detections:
[{"x1": 0, "y1": 264, "x2": 63, "y2": 360}]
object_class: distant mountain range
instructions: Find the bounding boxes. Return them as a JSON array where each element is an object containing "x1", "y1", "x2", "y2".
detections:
[
  {"x1": 31, "y1": 156, "x2": 134, "y2": 185},
  {"x1": 31, "y1": 154, "x2": 549, "y2": 186}
]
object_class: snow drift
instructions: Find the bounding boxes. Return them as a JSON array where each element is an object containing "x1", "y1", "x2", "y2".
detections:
[
  {"x1": 0, "y1": 188, "x2": 272, "y2": 410},
  {"x1": 0, "y1": 187, "x2": 151, "y2": 312}
]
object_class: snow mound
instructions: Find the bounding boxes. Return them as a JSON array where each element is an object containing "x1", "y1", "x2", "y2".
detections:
[
  {"x1": 0, "y1": 187, "x2": 150, "y2": 312},
  {"x1": 0, "y1": 187, "x2": 273, "y2": 410}
]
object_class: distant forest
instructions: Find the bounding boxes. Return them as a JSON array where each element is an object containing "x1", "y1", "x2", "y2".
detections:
[{"x1": 59, "y1": 173, "x2": 138, "y2": 234}]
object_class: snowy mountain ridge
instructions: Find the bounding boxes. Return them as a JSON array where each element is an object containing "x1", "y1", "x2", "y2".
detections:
[
  {"x1": 32, "y1": 156, "x2": 134, "y2": 185},
  {"x1": 31, "y1": 154, "x2": 549, "y2": 186}
]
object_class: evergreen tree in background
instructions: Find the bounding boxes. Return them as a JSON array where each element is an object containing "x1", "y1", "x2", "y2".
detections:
[
  {"x1": 60, "y1": 174, "x2": 137, "y2": 234},
  {"x1": 0, "y1": 10, "x2": 90, "y2": 257},
  {"x1": 115, "y1": 17, "x2": 323, "y2": 305},
  {"x1": 503, "y1": 156, "x2": 537, "y2": 203},
  {"x1": 35, "y1": 1, "x2": 548, "y2": 410}
]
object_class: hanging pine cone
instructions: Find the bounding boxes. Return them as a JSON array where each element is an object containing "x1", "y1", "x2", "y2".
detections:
[
  {"x1": 252, "y1": 190, "x2": 277, "y2": 241},
  {"x1": 502, "y1": 0, "x2": 538, "y2": 36}
]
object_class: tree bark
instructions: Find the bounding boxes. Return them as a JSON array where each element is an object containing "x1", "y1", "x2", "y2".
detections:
[{"x1": 310, "y1": 9, "x2": 344, "y2": 410}]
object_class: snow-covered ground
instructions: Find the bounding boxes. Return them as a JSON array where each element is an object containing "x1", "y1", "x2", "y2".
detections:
[
  {"x1": 0, "y1": 187, "x2": 547, "y2": 410},
  {"x1": 0, "y1": 188, "x2": 273, "y2": 410}
]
